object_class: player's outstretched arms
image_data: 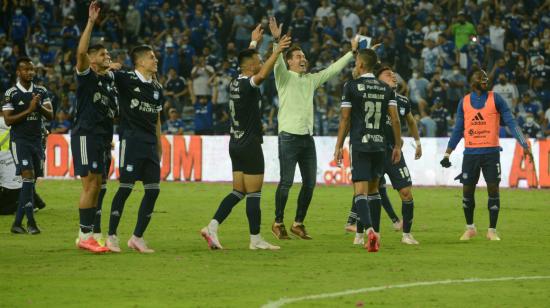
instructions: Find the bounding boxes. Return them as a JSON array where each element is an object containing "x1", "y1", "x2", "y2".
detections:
[
  {"x1": 76, "y1": 1, "x2": 100, "y2": 73},
  {"x1": 252, "y1": 35, "x2": 292, "y2": 86}
]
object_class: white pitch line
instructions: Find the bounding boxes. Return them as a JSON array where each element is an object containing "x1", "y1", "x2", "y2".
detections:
[{"x1": 262, "y1": 276, "x2": 550, "y2": 308}]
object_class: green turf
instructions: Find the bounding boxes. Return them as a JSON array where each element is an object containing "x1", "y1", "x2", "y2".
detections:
[{"x1": 1, "y1": 181, "x2": 549, "y2": 307}]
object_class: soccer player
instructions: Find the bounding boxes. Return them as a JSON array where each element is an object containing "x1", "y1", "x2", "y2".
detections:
[
  {"x1": 200, "y1": 27, "x2": 292, "y2": 250},
  {"x1": 2, "y1": 57, "x2": 53, "y2": 234},
  {"x1": 345, "y1": 65, "x2": 422, "y2": 245},
  {"x1": 440, "y1": 69, "x2": 532, "y2": 241},
  {"x1": 72, "y1": 1, "x2": 117, "y2": 252},
  {"x1": 269, "y1": 17, "x2": 357, "y2": 240},
  {"x1": 334, "y1": 49, "x2": 402, "y2": 252},
  {"x1": 105, "y1": 45, "x2": 164, "y2": 253}
]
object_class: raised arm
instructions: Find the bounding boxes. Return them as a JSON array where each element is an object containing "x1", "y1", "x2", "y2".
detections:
[
  {"x1": 311, "y1": 36, "x2": 357, "y2": 88},
  {"x1": 76, "y1": 1, "x2": 100, "y2": 73},
  {"x1": 252, "y1": 35, "x2": 291, "y2": 86},
  {"x1": 269, "y1": 17, "x2": 291, "y2": 86}
]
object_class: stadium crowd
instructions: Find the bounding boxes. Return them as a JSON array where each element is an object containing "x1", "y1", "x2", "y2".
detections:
[{"x1": 0, "y1": 0, "x2": 549, "y2": 139}]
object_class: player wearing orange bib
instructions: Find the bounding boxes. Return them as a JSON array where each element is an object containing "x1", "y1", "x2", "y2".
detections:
[{"x1": 440, "y1": 69, "x2": 532, "y2": 241}]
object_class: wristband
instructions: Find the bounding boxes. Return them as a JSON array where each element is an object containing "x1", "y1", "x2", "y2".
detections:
[
  {"x1": 415, "y1": 139, "x2": 421, "y2": 147},
  {"x1": 249, "y1": 40, "x2": 258, "y2": 49},
  {"x1": 444, "y1": 153, "x2": 450, "y2": 158}
]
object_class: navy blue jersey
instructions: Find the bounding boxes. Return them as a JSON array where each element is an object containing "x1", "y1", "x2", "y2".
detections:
[
  {"x1": 431, "y1": 106, "x2": 450, "y2": 137},
  {"x1": 341, "y1": 73, "x2": 397, "y2": 152},
  {"x1": 228, "y1": 75, "x2": 263, "y2": 147},
  {"x1": 73, "y1": 68, "x2": 118, "y2": 137},
  {"x1": 2, "y1": 83, "x2": 51, "y2": 142},
  {"x1": 384, "y1": 93, "x2": 410, "y2": 147},
  {"x1": 114, "y1": 70, "x2": 163, "y2": 143}
]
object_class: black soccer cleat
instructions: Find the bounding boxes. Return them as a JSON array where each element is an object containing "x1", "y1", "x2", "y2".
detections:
[
  {"x1": 11, "y1": 224, "x2": 27, "y2": 234},
  {"x1": 33, "y1": 193, "x2": 47, "y2": 213},
  {"x1": 27, "y1": 222, "x2": 41, "y2": 235}
]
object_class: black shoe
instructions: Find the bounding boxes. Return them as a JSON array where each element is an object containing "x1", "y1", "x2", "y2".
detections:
[
  {"x1": 27, "y1": 222, "x2": 41, "y2": 235},
  {"x1": 11, "y1": 223, "x2": 27, "y2": 234},
  {"x1": 33, "y1": 193, "x2": 46, "y2": 212}
]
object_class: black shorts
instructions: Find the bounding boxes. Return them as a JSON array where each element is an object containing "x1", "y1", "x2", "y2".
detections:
[
  {"x1": 71, "y1": 135, "x2": 108, "y2": 177},
  {"x1": 458, "y1": 152, "x2": 501, "y2": 185},
  {"x1": 350, "y1": 145, "x2": 385, "y2": 182},
  {"x1": 229, "y1": 141, "x2": 264, "y2": 175},
  {"x1": 118, "y1": 138, "x2": 160, "y2": 184},
  {"x1": 382, "y1": 148, "x2": 412, "y2": 190},
  {"x1": 10, "y1": 139, "x2": 44, "y2": 177}
]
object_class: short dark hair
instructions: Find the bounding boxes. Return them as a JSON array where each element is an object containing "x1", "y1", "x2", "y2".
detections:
[
  {"x1": 374, "y1": 63, "x2": 392, "y2": 78},
  {"x1": 356, "y1": 49, "x2": 378, "y2": 71},
  {"x1": 285, "y1": 45, "x2": 303, "y2": 62},
  {"x1": 87, "y1": 44, "x2": 106, "y2": 54},
  {"x1": 131, "y1": 45, "x2": 154, "y2": 65},
  {"x1": 16, "y1": 57, "x2": 32, "y2": 69},
  {"x1": 237, "y1": 49, "x2": 258, "y2": 67}
]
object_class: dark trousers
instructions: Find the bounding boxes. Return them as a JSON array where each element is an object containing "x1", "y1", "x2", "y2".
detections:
[{"x1": 275, "y1": 132, "x2": 317, "y2": 223}]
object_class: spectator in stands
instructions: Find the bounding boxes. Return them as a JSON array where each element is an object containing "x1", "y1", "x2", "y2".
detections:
[
  {"x1": 515, "y1": 91, "x2": 544, "y2": 126},
  {"x1": 406, "y1": 21, "x2": 424, "y2": 70},
  {"x1": 533, "y1": 78, "x2": 550, "y2": 111},
  {"x1": 289, "y1": 7, "x2": 313, "y2": 53},
  {"x1": 437, "y1": 34, "x2": 456, "y2": 78},
  {"x1": 39, "y1": 43, "x2": 57, "y2": 67},
  {"x1": 422, "y1": 39, "x2": 438, "y2": 80},
  {"x1": 51, "y1": 111, "x2": 71, "y2": 134},
  {"x1": 521, "y1": 113, "x2": 543, "y2": 139},
  {"x1": 427, "y1": 69, "x2": 448, "y2": 105},
  {"x1": 163, "y1": 108, "x2": 184, "y2": 135},
  {"x1": 61, "y1": 16, "x2": 80, "y2": 51},
  {"x1": 446, "y1": 64, "x2": 468, "y2": 112},
  {"x1": 340, "y1": 6, "x2": 360, "y2": 37},
  {"x1": 100, "y1": 11, "x2": 123, "y2": 44},
  {"x1": 460, "y1": 37, "x2": 484, "y2": 72},
  {"x1": 530, "y1": 55, "x2": 549, "y2": 88},
  {"x1": 177, "y1": 35, "x2": 196, "y2": 77},
  {"x1": 190, "y1": 56, "x2": 215, "y2": 103},
  {"x1": 194, "y1": 95, "x2": 213, "y2": 135},
  {"x1": 431, "y1": 97, "x2": 451, "y2": 137},
  {"x1": 452, "y1": 11, "x2": 476, "y2": 50},
  {"x1": 10, "y1": 7, "x2": 29, "y2": 52},
  {"x1": 164, "y1": 68, "x2": 188, "y2": 113},
  {"x1": 492, "y1": 73, "x2": 519, "y2": 109},
  {"x1": 315, "y1": 0, "x2": 334, "y2": 20},
  {"x1": 489, "y1": 16, "x2": 506, "y2": 69},
  {"x1": 161, "y1": 42, "x2": 179, "y2": 76},
  {"x1": 125, "y1": 4, "x2": 141, "y2": 45},
  {"x1": 210, "y1": 69, "x2": 231, "y2": 134},
  {"x1": 408, "y1": 70, "x2": 430, "y2": 116},
  {"x1": 232, "y1": 6, "x2": 254, "y2": 51}
]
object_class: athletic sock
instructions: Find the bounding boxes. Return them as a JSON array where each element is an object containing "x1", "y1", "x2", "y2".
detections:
[
  {"x1": 462, "y1": 197, "x2": 475, "y2": 225},
  {"x1": 402, "y1": 200, "x2": 414, "y2": 233},
  {"x1": 79, "y1": 208, "x2": 95, "y2": 234},
  {"x1": 18, "y1": 179, "x2": 35, "y2": 225},
  {"x1": 488, "y1": 195, "x2": 500, "y2": 229},
  {"x1": 246, "y1": 191, "x2": 262, "y2": 235},
  {"x1": 108, "y1": 184, "x2": 133, "y2": 236},
  {"x1": 347, "y1": 196, "x2": 358, "y2": 225},
  {"x1": 355, "y1": 195, "x2": 372, "y2": 232},
  {"x1": 133, "y1": 183, "x2": 160, "y2": 237},
  {"x1": 212, "y1": 190, "x2": 245, "y2": 224},
  {"x1": 368, "y1": 193, "x2": 382, "y2": 233},
  {"x1": 379, "y1": 186, "x2": 399, "y2": 223},
  {"x1": 93, "y1": 182, "x2": 107, "y2": 233}
]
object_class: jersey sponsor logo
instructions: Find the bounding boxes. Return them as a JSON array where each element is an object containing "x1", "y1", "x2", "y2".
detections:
[
  {"x1": 400, "y1": 107, "x2": 406, "y2": 116},
  {"x1": 18, "y1": 100, "x2": 24, "y2": 106},
  {"x1": 92, "y1": 161, "x2": 98, "y2": 169},
  {"x1": 22, "y1": 159, "x2": 29, "y2": 166},
  {"x1": 153, "y1": 91, "x2": 159, "y2": 100},
  {"x1": 357, "y1": 84, "x2": 365, "y2": 91},
  {"x1": 362, "y1": 133, "x2": 384, "y2": 143},
  {"x1": 134, "y1": 87, "x2": 141, "y2": 92},
  {"x1": 130, "y1": 98, "x2": 161, "y2": 113},
  {"x1": 463, "y1": 172, "x2": 468, "y2": 179},
  {"x1": 126, "y1": 164, "x2": 134, "y2": 172},
  {"x1": 130, "y1": 98, "x2": 140, "y2": 109}
]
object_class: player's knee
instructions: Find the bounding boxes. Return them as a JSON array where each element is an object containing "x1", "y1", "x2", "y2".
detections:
[
  {"x1": 487, "y1": 183, "x2": 499, "y2": 198},
  {"x1": 399, "y1": 187, "x2": 413, "y2": 201},
  {"x1": 278, "y1": 179, "x2": 293, "y2": 190}
]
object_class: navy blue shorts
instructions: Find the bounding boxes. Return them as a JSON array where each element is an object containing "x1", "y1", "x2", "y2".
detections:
[
  {"x1": 118, "y1": 138, "x2": 160, "y2": 184},
  {"x1": 229, "y1": 141, "x2": 264, "y2": 175},
  {"x1": 350, "y1": 145, "x2": 385, "y2": 182},
  {"x1": 381, "y1": 148, "x2": 412, "y2": 190},
  {"x1": 458, "y1": 152, "x2": 501, "y2": 185},
  {"x1": 71, "y1": 135, "x2": 108, "y2": 177},
  {"x1": 10, "y1": 139, "x2": 44, "y2": 177}
]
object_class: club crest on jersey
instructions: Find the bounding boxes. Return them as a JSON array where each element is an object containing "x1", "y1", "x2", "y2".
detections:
[
  {"x1": 92, "y1": 161, "x2": 98, "y2": 169},
  {"x1": 463, "y1": 173, "x2": 468, "y2": 179},
  {"x1": 126, "y1": 164, "x2": 134, "y2": 172},
  {"x1": 22, "y1": 160, "x2": 29, "y2": 166},
  {"x1": 153, "y1": 91, "x2": 159, "y2": 100},
  {"x1": 93, "y1": 92, "x2": 102, "y2": 103},
  {"x1": 357, "y1": 84, "x2": 365, "y2": 91},
  {"x1": 130, "y1": 99, "x2": 140, "y2": 109},
  {"x1": 18, "y1": 100, "x2": 24, "y2": 106},
  {"x1": 400, "y1": 107, "x2": 406, "y2": 116}
]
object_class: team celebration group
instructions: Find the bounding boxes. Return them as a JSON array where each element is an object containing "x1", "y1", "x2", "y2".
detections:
[{"x1": 3, "y1": 2, "x2": 532, "y2": 253}]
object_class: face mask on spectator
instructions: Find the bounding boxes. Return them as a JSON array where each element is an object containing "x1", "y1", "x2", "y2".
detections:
[
  {"x1": 533, "y1": 40, "x2": 540, "y2": 48},
  {"x1": 518, "y1": 61, "x2": 525, "y2": 67},
  {"x1": 526, "y1": 117, "x2": 534, "y2": 124},
  {"x1": 453, "y1": 69, "x2": 460, "y2": 75},
  {"x1": 430, "y1": 24, "x2": 437, "y2": 31},
  {"x1": 412, "y1": 72, "x2": 418, "y2": 79}
]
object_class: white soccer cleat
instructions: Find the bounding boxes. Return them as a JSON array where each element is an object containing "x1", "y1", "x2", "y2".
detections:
[
  {"x1": 93, "y1": 233, "x2": 106, "y2": 247},
  {"x1": 401, "y1": 233, "x2": 419, "y2": 245},
  {"x1": 393, "y1": 220, "x2": 403, "y2": 231},
  {"x1": 127, "y1": 235, "x2": 154, "y2": 253},
  {"x1": 106, "y1": 235, "x2": 122, "y2": 252},
  {"x1": 486, "y1": 228, "x2": 501, "y2": 241},
  {"x1": 353, "y1": 233, "x2": 364, "y2": 245},
  {"x1": 460, "y1": 226, "x2": 477, "y2": 241},
  {"x1": 200, "y1": 227, "x2": 223, "y2": 250},
  {"x1": 250, "y1": 235, "x2": 280, "y2": 250}
]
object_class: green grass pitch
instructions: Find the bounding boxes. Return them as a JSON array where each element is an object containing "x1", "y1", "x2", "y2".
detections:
[{"x1": 1, "y1": 180, "x2": 549, "y2": 307}]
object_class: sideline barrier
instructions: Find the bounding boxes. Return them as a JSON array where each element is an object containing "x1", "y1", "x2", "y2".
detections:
[{"x1": 45, "y1": 135, "x2": 549, "y2": 188}]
